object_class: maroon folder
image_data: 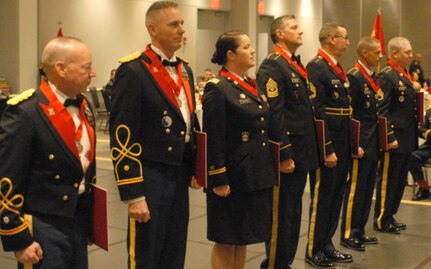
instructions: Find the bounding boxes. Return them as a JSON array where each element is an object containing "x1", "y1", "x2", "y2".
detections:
[
  {"x1": 351, "y1": 118, "x2": 360, "y2": 157},
  {"x1": 269, "y1": 140, "x2": 281, "y2": 186},
  {"x1": 195, "y1": 131, "x2": 207, "y2": 188},
  {"x1": 91, "y1": 184, "x2": 109, "y2": 251},
  {"x1": 378, "y1": 117, "x2": 388, "y2": 151},
  {"x1": 417, "y1": 91, "x2": 425, "y2": 123},
  {"x1": 314, "y1": 119, "x2": 326, "y2": 161}
]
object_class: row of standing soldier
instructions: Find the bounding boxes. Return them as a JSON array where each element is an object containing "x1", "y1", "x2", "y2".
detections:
[{"x1": 0, "y1": 1, "x2": 421, "y2": 268}]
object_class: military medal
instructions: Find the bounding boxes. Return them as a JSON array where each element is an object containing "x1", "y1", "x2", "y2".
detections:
[
  {"x1": 162, "y1": 115, "x2": 173, "y2": 127},
  {"x1": 76, "y1": 140, "x2": 83, "y2": 153},
  {"x1": 176, "y1": 96, "x2": 182, "y2": 107}
]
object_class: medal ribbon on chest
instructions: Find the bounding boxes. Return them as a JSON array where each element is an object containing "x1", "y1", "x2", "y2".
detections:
[
  {"x1": 355, "y1": 63, "x2": 380, "y2": 93},
  {"x1": 274, "y1": 45, "x2": 308, "y2": 80},
  {"x1": 318, "y1": 49, "x2": 348, "y2": 83},
  {"x1": 219, "y1": 69, "x2": 258, "y2": 96}
]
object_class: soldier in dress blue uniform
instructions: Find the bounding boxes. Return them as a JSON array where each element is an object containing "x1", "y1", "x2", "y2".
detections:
[
  {"x1": 109, "y1": 2, "x2": 198, "y2": 269},
  {"x1": 374, "y1": 37, "x2": 417, "y2": 234},
  {"x1": 0, "y1": 37, "x2": 96, "y2": 269},
  {"x1": 305, "y1": 22, "x2": 352, "y2": 268},
  {"x1": 257, "y1": 15, "x2": 319, "y2": 269},
  {"x1": 203, "y1": 31, "x2": 276, "y2": 269},
  {"x1": 340, "y1": 37, "x2": 382, "y2": 252}
]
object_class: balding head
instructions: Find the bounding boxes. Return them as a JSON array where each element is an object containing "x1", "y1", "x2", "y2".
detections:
[
  {"x1": 41, "y1": 37, "x2": 96, "y2": 97},
  {"x1": 42, "y1": 37, "x2": 83, "y2": 74}
]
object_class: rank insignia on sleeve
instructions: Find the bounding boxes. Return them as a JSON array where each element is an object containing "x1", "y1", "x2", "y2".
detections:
[
  {"x1": 207, "y1": 78, "x2": 220, "y2": 84},
  {"x1": 266, "y1": 78, "x2": 279, "y2": 98}
]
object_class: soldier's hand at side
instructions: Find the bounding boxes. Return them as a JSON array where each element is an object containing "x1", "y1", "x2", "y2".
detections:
[
  {"x1": 15, "y1": 241, "x2": 43, "y2": 264},
  {"x1": 353, "y1": 147, "x2": 365, "y2": 158},
  {"x1": 324, "y1": 152, "x2": 338, "y2": 168},
  {"x1": 388, "y1": 140, "x2": 398, "y2": 150},
  {"x1": 280, "y1": 158, "x2": 295, "y2": 174},
  {"x1": 213, "y1": 184, "x2": 230, "y2": 197},
  {"x1": 129, "y1": 199, "x2": 151, "y2": 223},
  {"x1": 189, "y1": 176, "x2": 202, "y2": 189}
]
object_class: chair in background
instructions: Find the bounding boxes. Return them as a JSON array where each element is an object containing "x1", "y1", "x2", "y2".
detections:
[{"x1": 88, "y1": 87, "x2": 108, "y2": 131}]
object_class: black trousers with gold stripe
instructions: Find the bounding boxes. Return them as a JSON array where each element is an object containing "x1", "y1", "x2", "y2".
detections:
[
  {"x1": 18, "y1": 201, "x2": 90, "y2": 269},
  {"x1": 307, "y1": 151, "x2": 350, "y2": 257},
  {"x1": 127, "y1": 161, "x2": 190, "y2": 269},
  {"x1": 261, "y1": 170, "x2": 308, "y2": 269},
  {"x1": 374, "y1": 152, "x2": 410, "y2": 229},
  {"x1": 341, "y1": 158, "x2": 378, "y2": 240}
]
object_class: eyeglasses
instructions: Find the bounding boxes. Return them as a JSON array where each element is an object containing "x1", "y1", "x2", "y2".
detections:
[{"x1": 333, "y1": 35, "x2": 349, "y2": 41}]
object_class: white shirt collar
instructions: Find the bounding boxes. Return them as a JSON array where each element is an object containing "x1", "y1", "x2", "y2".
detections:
[
  {"x1": 321, "y1": 49, "x2": 337, "y2": 65},
  {"x1": 358, "y1": 60, "x2": 374, "y2": 76},
  {"x1": 48, "y1": 81, "x2": 69, "y2": 104},
  {"x1": 225, "y1": 69, "x2": 247, "y2": 81},
  {"x1": 150, "y1": 44, "x2": 177, "y2": 62}
]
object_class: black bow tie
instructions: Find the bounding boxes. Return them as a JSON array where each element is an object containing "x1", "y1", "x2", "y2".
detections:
[
  {"x1": 162, "y1": 59, "x2": 180, "y2": 67},
  {"x1": 64, "y1": 97, "x2": 83, "y2": 108},
  {"x1": 292, "y1": 54, "x2": 301, "y2": 64}
]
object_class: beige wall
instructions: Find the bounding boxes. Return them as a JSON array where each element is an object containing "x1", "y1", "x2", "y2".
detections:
[
  {"x1": 10, "y1": 0, "x2": 431, "y2": 92},
  {"x1": 0, "y1": 0, "x2": 18, "y2": 91}
]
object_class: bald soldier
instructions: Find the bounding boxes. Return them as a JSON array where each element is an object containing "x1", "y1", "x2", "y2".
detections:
[
  {"x1": 109, "y1": 1, "x2": 198, "y2": 269},
  {"x1": 0, "y1": 37, "x2": 97, "y2": 269}
]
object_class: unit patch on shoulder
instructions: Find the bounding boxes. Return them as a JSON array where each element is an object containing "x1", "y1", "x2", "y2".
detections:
[
  {"x1": 118, "y1": 51, "x2": 142, "y2": 63},
  {"x1": 266, "y1": 78, "x2": 279, "y2": 98},
  {"x1": 309, "y1": 82, "x2": 317, "y2": 98},
  {"x1": 7, "y1": 89, "x2": 35, "y2": 106},
  {"x1": 207, "y1": 78, "x2": 220, "y2": 84}
]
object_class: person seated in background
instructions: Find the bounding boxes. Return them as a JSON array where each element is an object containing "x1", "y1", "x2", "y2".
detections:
[
  {"x1": 197, "y1": 68, "x2": 214, "y2": 89},
  {"x1": 410, "y1": 53, "x2": 426, "y2": 88},
  {"x1": 104, "y1": 68, "x2": 116, "y2": 96},
  {"x1": 412, "y1": 71, "x2": 422, "y2": 92},
  {"x1": 408, "y1": 107, "x2": 431, "y2": 201}
]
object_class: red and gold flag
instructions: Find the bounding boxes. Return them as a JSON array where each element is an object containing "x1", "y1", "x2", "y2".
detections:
[{"x1": 371, "y1": 9, "x2": 386, "y2": 55}]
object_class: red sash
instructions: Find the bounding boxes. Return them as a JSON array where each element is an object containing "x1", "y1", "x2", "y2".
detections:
[
  {"x1": 318, "y1": 49, "x2": 347, "y2": 82},
  {"x1": 355, "y1": 63, "x2": 380, "y2": 93},
  {"x1": 142, "y1": 46, "x2": 193, "y2": 114},
  {"x1": 219, "y1": 69, "x2": 257, "y2": 96},
  {"x1": 39, "y1": 81, "x2": 95, "y2": 161},
  {"x1": 387, "y1": 59, "x2": 413, "y2": 84},
  {"x1": 274, "y1": 45, "x2": 308, "y2": 80}
]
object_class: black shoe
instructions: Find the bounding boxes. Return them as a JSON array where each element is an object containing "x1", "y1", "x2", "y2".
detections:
[
  {"x1": 357, "y1": 234, "x2": 378, "y2": 245},
  {"x1": 340, "y1": 238, "x2": 365, "y2": 251},
  {"x1": 374, "y1": 223, "x2": 401, "y2": 234},
  {"x1": 412, "y1": 188, "x2": 430, "y2": 201},
  {"x1": 305, "y1": 252, "x2": 335, "y2": 268},
  {"x1": 324, "y1": 249, "x2": 353, "y2": 263},
  {"x1": 392, "y1": 221, "x2": 407, "y2": 230}
]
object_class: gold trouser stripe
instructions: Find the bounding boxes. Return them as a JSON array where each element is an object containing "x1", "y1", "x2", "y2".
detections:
[
  {"x1": 23, "y1": 214, "x2": 33, "y2": 269},
  {"x1": 377, "y1": 152, "x2": 390, "y2": 229},
  {"x1": 344, "y1": 159, "x2": 358, "y2": 239},
  {"x1": 308, "y1": 168, "x2": 321, "y2": 257},
  {"x1": 268, "y1": 186, "x2": 280, "y2": 269},
  {"x1": 129, "y1": 217, "x2": 136, "y2": 269}
]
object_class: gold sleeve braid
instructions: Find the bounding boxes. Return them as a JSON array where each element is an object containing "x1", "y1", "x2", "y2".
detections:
[
  {"x1": 111, "y1": 125, "x2": 144, "y2": 186},
  {"x1": 0, "y1": 178, "x2": 28, "y2": 236}
]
